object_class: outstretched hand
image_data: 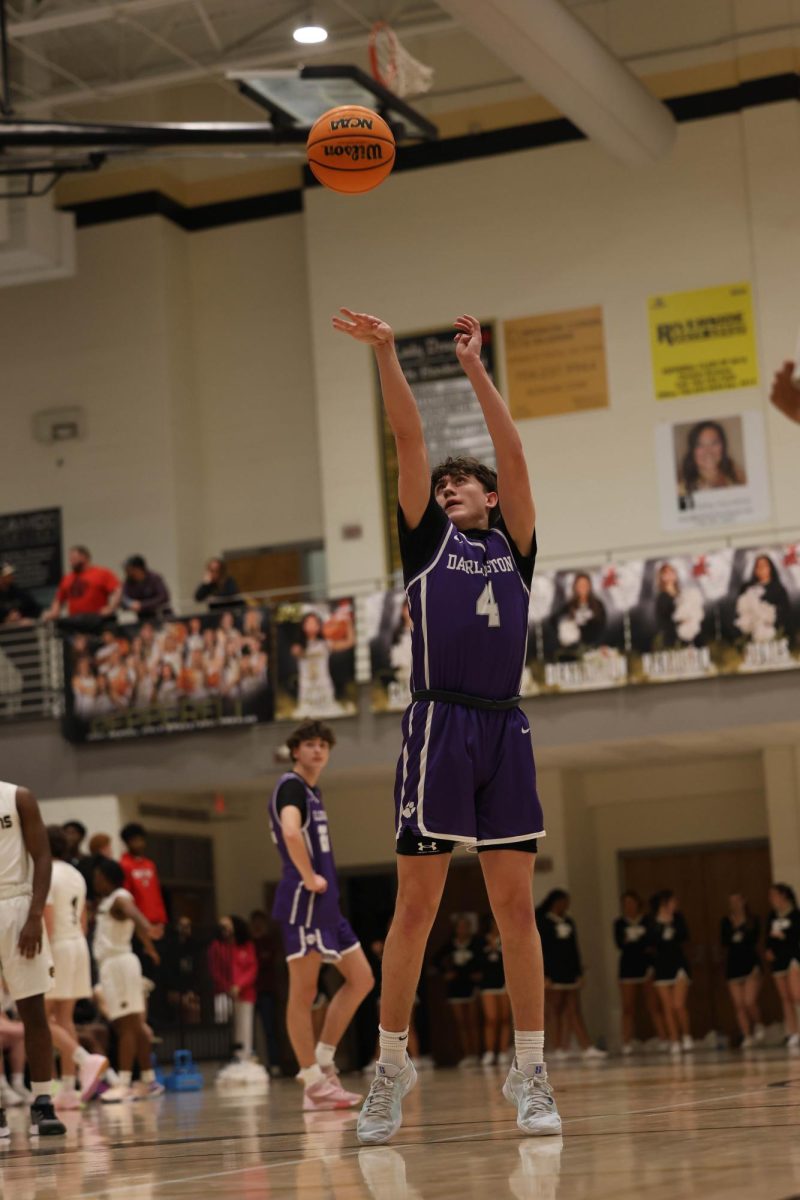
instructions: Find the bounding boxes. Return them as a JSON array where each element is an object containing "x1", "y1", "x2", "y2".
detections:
[
  {"x1": 332, "y1": 308, "x2": 394, "y2": 346},
  {"x1": 770, "y1": 360, "x2": 800, "y2": 425},
  {"x1": 453, "y1": 314, "x2": 483, "y2": 368}
]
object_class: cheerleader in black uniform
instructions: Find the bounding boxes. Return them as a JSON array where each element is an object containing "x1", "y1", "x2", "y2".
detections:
[
  {"x1": 538, "y1": 890, "x2": 606, "y2": 1060},
  {"x1": 476, "y1": 916, "x2": 511, "y2": 1066},
  {"x1": 614, "y1": 891, "x2": 667, "y2": 1054},
  {"x1": 765, "y1": 883, "x2": 800, "y2": 1049},
  {"x1": 721, "y1": 893, "x2": 764, "y2": 1048},
  {"x1": 651, "y1": 890, "x2": 693, "y2": 1055},
  {"x1": 433, "y1": 914, "x2": 482, "y2": 1065}
]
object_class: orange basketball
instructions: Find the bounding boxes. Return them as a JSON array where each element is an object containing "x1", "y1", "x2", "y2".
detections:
[{"x1": 306, "y1": 105, "x2": 396, "y2": 194}]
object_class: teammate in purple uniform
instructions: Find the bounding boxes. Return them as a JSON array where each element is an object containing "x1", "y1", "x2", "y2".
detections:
[
  {"x1": 269, "y1": 720, "x2": 374, "y2": 1110},
  {"x1": 334, "y1": 308, "x2": 562, "y2": 1144}
]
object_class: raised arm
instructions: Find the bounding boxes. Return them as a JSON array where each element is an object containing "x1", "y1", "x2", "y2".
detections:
[
  {"x1": 332, "y1": 308, "x2": 430, "y2": 529},
  {"x1": 454, "y1": 315, "x2": 536, "y2": 556},
  {"x1": 16, "y1": 787, "x2": 52, "y2": 958}
]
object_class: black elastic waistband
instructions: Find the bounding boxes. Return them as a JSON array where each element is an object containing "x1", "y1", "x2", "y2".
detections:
[{"x1": 411, "y1": 689, "x2": 521, "y2": 711}]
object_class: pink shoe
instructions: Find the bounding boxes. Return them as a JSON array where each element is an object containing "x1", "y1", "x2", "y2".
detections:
[
  {"x1": 54, "y1": 1087, "x2": 82, "y2": 1111},
  {"x1": 302, "y1": 1077, "x2": 357, "y2": 1111},
  {"x1": 132, "y1": 1081, "x2": 165, "y2": 1100},
  {"x1": 322, "y1": 1067, "x2": 362, "y2": 1107},
  {"x1": 79, "y1": 1054, "x2": 109, "y2": 1102}
]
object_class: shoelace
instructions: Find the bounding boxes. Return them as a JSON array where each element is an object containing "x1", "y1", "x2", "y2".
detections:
[
  {"x1": 521, "y1": 1078, "x2": 552, "y2": 1113},
  {"x1": 363, "y1": 1077, "x2": 395, "y2": 1118}
]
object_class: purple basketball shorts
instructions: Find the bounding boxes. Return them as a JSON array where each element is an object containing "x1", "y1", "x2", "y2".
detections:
[{"x1": 280, "y1": 914, "x2": 360, "y2": 962}]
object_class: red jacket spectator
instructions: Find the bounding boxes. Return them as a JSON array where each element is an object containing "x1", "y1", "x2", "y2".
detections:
[
  {"x1": 120, "y1": 851, "x2": 167, "y2": 926},
  {"x1": 45, "y1": 545, "x2": 120, "y2": 620},
  {"x1": 207, "y1": 935, "x2": 234, "y2": 997},
  {"x1": 231, "y1": 940, "x2": 258, "y2": 1005}
]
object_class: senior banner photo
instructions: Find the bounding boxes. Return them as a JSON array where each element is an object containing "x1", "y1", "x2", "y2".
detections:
[
  {"x1": 274, "y1": 597, "x2": 357, "y2": 720},
  {"x1": 62, "y1": 605, "x2": 273, "y2": 743},
  {"x1": 365, "y1": 588, "x2": 413, "y2": 713},
  {"x1": 720, "y1": 545, "x2": 800, "y2": 675}
]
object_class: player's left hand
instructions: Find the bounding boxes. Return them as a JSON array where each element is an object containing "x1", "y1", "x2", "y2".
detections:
[
  {"x1": 453, "y1": 315, "x2": 483, "y2": 368},
  {"x1": 18, "y1": 914, "x2": 43, "y2": 959}
]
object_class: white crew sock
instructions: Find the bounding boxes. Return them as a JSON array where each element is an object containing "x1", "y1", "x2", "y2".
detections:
[
  {"x1": 298, "y1": 1063, "x2": 324, "y2": 1088},
  {"x1": 105, "y1": 1068, "x2": 120, "y2": 1086},
  {"x1": 315, "y1": 1042, "x2": 336, "y2": 1070},
  {"x1": 73, "y1": 1046, "x2": 89, "y2": 1067},
  {"x1": 30, "y1": 1081, "x2": 51, "y2": 1100},
  {"x1": 141, "y1": 1069, "x2": 155, "y2": 1085},
  {"x1": 118, "y1": 1070, "x2": 133, "y2": 1088},
  {"x1": 378, "y1": 1027, "x2": 409, "y2": 1071},
  {"x1": 515, "y1": 1031, "x2": 545, "y2": 1071},
  {"x1": 61, "y1": 1075, "x2": 76, "y2": 1092},
  {"x1": 12, "y1": 1073, "x2": 25, "y2": 1092}
]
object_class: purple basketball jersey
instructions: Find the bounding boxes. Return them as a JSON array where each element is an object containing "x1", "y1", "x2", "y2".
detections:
[
  {"x1": 269, "y1": 772, "x2": 341, "y2": 927},
  {"x1": 406, "y1": 520, "x2": 530, "y2": 700}
]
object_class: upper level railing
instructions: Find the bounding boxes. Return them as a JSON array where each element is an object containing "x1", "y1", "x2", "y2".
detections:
[{"x1": 0, "y1": 622, "x2": 64, "y2": 720}]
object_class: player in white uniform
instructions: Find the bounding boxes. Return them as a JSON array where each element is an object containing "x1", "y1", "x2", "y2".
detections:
[
  {"x1": 0, "y1": 780, "x2": 65, "y2": 1137},
  {"x1": 92, "y1": 857, "x2": 163, "y2": 1102},
  {"x1": 44, "y1": 826, "x2": 108, "y2": 1108}
]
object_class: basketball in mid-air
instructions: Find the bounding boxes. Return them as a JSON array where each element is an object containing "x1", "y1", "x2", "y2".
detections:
[{"x1": 306, "y1": 105, "x2": 396, "y2": 194}]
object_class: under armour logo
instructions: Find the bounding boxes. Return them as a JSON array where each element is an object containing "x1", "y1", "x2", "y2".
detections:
[{"x1": 417, "y1": 841, "x2": 439, "y2": 854}]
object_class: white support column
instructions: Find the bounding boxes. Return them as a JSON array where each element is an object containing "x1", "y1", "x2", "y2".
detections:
[{"x1": 764, "y1": 746, "x2": 800, "y2": 889}]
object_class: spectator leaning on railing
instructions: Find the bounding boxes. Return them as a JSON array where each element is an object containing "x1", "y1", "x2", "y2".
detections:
[
  {"x1": 194, "y1": 557, "x2": 243, "y2": 611},
  {"x1": 0, "y1": 563, "x2": 41, "y2": 626},
  {"x1": 43, "y1": 546, "x2": 121, "y2": 627},
  {"x1": 121, "y1": 555, "x2": 172, "y2": 619}
]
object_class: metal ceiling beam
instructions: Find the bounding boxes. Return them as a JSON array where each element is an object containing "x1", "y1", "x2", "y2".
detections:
[
  {"x1": 17, "y1": 14, "x2": 454, "y2": 113},
  {"x1": 8, "y1": 0, "x2": 199, "y2": 39}
]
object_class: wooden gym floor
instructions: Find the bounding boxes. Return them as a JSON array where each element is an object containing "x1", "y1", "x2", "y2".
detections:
[{"x1": 3, "y1": 1051, "x2": 800, "y2": 1199}]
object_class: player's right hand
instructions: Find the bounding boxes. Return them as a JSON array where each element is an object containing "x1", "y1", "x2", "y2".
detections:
[
  {"x1": 305, "y1": 874, "x2": 328, "y2": 894},
  {"x1": 332, "y1": 308, "x2": 394, "y2": 346}
]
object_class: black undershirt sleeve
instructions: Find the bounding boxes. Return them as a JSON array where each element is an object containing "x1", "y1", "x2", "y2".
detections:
[
  {"x1": 275, "y1": 778, "x2": 308, "y2": 825},
  {"x1": 496, "y1": 516, "x2": 537, "y2": 589},
  {"x1": 397, "y1": 490, "x2": 449, "y2": 585}
]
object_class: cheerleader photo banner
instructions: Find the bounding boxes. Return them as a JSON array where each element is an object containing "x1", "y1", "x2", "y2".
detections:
[
  {"x1": 62, "y1": 605, "x2": 273, "y2": 743},
  {"x1": 274, "y1": 598, "x2": 358, "y2": 721}
]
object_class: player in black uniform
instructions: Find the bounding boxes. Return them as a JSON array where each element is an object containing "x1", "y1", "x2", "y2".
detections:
[
  {"x1": 614, "y1": 891, "x2": 665, "y2": 1055},
  {"x1": 433, "y1": 915, "x2": 481, "y2": 1065},
  {"x1": 721, "y1": 892, "x2": 764, "y2": 1049},
  {"x1": 651, "y1": 890, "x2": 693, "y2": 1055},
  {"x1": 538, "y1": 891, "x2": 605, "y2": 1061},
  {"x1": 477, "y1": 915, "x2": 511, "y2": 1066},
  {"x1": 765, "y1": 883, "x2": 800, "y2": 1049}
]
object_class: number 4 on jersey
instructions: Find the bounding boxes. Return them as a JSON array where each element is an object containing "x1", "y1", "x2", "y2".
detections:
[{"x1": 476, "y1": 581, "x2": 501, "y2": 628}]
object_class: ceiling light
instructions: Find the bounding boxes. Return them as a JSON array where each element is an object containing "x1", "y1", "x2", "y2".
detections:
[{"x1": 293, "y1": 24, "x2": 328, "y2": 44}]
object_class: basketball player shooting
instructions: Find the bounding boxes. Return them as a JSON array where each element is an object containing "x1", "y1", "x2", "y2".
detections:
[{"x1": 333, "y1": 308, "x2": 562, "y2": 1143}]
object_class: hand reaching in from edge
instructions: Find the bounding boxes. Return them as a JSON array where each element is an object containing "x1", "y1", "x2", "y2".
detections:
[
  {"x1": 332, "y1": 308, "x2": 394, "y2": 346},
  {"x1": 453, "y1": 314, "x2": 483, "y2": 369},
  {"x1": 770, "y1": 361, "x2": 800, "y2": 424}
]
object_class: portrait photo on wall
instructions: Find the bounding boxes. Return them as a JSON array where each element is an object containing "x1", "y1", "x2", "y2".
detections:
[
  {"x1": 521, "y1": 563, "x2": 641, "y2": 695},
  {"x1": 655, "y1": 411, "x2": 770, "y2": 532},
  {"x1": 720, "y1": 546, "x2": 800, "y2": 674},
  {"x1": 366, "y1": 588, "x2": 413, "y2": 713},
  {"x1": 629, "y1": 551, "x2": 734, "y2": 684},
  {"x1": 62, "y1": 605, "x2": 273, "y2": 743},
  {"x1": 274, "y1": 598, "x2": 357, "y2": 720}
]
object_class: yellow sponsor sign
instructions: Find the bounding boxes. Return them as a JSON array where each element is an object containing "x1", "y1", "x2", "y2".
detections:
[
  {"x1": 505, "y1": 306, "x2": 609, "y2": 421},
  {"x1": 649, "y1": 282, "x2": 758, "y2": 399}
]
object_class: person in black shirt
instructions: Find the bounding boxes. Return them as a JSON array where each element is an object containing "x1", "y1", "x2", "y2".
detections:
[
  {"x1": 614, "y1": 891, "x2": 665, "y2": 1055},
  {"x1": 537, "y1": 890, "x2": 606, "y2": 1061},
  {"x1": 765, "y1": 883, "x2": 800, "y2": 1049},
  {"x1": 121, "y1": 555, "x2": 172, "y2": 618},
  {"x1": 194, "y1": 558, "x2": 243, "y2": 610},
  {"x1": 651, "y1": 890, "x2": 693, "y2": 1054},
  {"x1": 0, "y1": 563, "x2": 41, "y2": 625},
  {"x1": 476, "y1": 915, "x2": 511, "y2": 1066},
  {"x1": 433, "y1": 915, "x2": 481, "y2": 1066},
  {"x1": 721, "y1": 893, "x2": 763, "y2": 1049}
]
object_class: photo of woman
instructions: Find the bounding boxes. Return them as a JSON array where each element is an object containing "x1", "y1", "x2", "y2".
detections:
[
  {"x1": 735, "y1": 553, "x2": 792, "y2": 645},
  {"x1": 654, "y1": 562, "x2": 705, "y2": 649},
  {"x1": 275, "y1": 598, "x2": 357, "y2": 720},
  {"x1": 677, "y1": 419, "x2": 746, "y2": 509},
  {"x1": 555, "y1": 573, "x2": 607, "y2": 654}
]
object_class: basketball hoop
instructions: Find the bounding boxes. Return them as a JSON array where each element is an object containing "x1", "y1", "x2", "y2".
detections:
[{"x1": 369, "y1": 21, "x2": 434, "y2": 99}]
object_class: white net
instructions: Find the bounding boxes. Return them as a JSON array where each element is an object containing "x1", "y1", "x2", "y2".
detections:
[{"x1": 369, "y1": 22, "x2": 434, "y2": 99}]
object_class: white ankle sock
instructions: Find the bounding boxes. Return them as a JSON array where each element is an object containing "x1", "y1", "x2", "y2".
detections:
[
  {"x1": 73, "y1": 1046, "x2": 89, "y2": 1067},
  {"x1": 298, "y1": 1064, "x2": 324, "y2": 1088},
  {"x1": 30, "y1": 1081, "x2": 51, "y2": 1099},
  {"x1": 118, "y1": 1070, "x2": 132, "y2": 1088},
  {"x1": 105, "y1": 1068, "x2": 120, "y2": 1086},
  {"x1": 515, "y1": 1031, "x2": 545, "y2": 1071},
  {"x1": 61, "y1": 1075, "x2": 76, "y2": 1091},
  {"x1": 12, "y1": 1074, "x2": 25, "y2": 1091},
  {"x1": 315, "y1": 1041, "x2": 336, "y2": 1069},
  {"x1": 141, "y1": 1069, "x2": 155, "y2": 1085},
  {"x1": 378, "y1": 1027, "x2": 409, "y2": 1070}
]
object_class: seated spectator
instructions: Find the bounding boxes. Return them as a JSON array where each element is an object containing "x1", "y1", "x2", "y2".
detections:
[
  {"x1": 0, "y1": 562, "x2": 41, "y2": 626},
  {"x1": 121, "y1": 555, "x2": 172, "y2": 619},
  {"x1": 43, "y1": 546, "x2": 121, "y2": 626},
  {"x1": 194, "y1": 558, "x2": 242, "y2": 611}
]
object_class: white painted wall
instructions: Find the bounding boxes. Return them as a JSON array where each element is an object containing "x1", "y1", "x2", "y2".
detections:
[{"x1": 38, "y1": 794, "x2": 123, "y2": 858}]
